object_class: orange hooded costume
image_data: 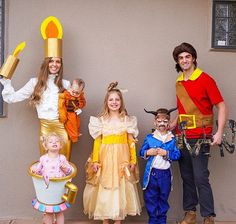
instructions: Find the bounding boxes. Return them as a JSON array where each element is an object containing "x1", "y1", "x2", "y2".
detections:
[{"x1": 59, "y1": 90, "x2": 86, "y2": 142}]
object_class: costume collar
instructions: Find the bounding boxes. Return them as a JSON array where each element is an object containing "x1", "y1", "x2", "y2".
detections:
[
  {"x1": 48, "y1": 74, "x2": 58, "y2": 80},
  {"x1": 152, "y1": 130, "x2": 174, "y2": 143},
  {"x1": 176, "y1": 68, "x2": 202, "y2": 82}
]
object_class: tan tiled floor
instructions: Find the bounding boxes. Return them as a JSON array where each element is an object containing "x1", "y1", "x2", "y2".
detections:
[
  {"x1": 0, "y1": 220, "x2": 144, "y2": 224},
  {"x1": 0, "y1": 219, "x2": 236, "y2": 224},
  {"x1": 0, "y1": 220, "x2": 143, "y2": 224}
]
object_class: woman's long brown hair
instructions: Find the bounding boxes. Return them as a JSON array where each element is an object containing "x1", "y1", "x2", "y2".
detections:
[{"x1": 29, "y1": 57, "x2": 64, "y2": 106}]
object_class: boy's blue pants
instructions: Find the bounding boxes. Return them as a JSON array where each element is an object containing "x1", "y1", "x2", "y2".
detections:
[{"x1": 144, "y1": 168, "x2": 171, "y2": 224}]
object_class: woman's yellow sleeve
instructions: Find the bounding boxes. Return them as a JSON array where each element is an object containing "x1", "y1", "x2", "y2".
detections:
[
  {"x1": 92, "y1": 136, "x2": 102, "y2": 162},
  {"x1": 128, "y1": 137, "x2": 137, "y2": 165}
]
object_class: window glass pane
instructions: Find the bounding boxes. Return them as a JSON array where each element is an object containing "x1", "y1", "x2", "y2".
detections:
[
  {"x1": 229, "y1": 4, "x2": 236, "y2": 17},
  {"x1": 229, "y1": 32, "x2": 236, "y2": 46},
  {"x1": 216, "y1": 4, "x2": 228, "y2": 17},
  {"x1": 215, "y1": 18, "x2": 228, "y2": 32},
  {"x1": 212, "y1": 1, "x2": 236, "y2": 49},
  {"x1": 229, "y1": 18, "x2": 236, "y2": 31},
  {"x1": 214, "y1": 32, "x2": 228, "y2": 46}
]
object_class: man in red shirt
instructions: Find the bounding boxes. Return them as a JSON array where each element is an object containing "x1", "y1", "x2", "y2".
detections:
[{"x1": 172, "y1": 43, "x2": 227, "y2": 224}]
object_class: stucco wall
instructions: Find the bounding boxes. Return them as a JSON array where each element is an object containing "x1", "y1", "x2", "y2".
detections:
[{"x1": 0, "y1": 0, "x2": 235, "y2": 222}]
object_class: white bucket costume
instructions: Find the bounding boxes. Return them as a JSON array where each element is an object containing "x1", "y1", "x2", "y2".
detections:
[{"x1": 29, "y1": 161, "x2": 77, "y2": 213}]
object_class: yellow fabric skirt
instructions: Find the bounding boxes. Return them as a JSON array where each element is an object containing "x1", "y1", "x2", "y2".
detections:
[
  {"x1": 83, "y1": 137, "x2": 142, "y2": 220},
  {"x1": 39, "y1": 119, "x2": 72, "y2": 161}
]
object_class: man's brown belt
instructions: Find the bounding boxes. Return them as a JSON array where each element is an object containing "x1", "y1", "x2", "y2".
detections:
[{"x1": 178, "y1": 114, "x2": 213, "y2": 129}]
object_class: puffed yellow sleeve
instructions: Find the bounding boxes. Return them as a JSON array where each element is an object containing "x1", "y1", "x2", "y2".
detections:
[
  {"x1": 88, "y1": 116, "x2": 103, "y2": 139},
  {"x1": 128, "y1": 135, "x2": 137, "y2": 165},
  {"x1": 126, "y1": 116, "x2": 138, "y2": 164},
  {"x1": 92, "y1": 136, "x2": 102, "y2": 162},
  {"x1": 126, "y1": 116, "x2": 139, "y2": 138},
  {"x1": 88, "y1": 116, "x2": 103, "y2": 162}
]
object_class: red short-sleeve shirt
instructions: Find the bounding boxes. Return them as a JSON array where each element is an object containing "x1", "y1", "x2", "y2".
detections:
[{"x1": 176, "y1": 68, "x2": 224, "y2": 138}]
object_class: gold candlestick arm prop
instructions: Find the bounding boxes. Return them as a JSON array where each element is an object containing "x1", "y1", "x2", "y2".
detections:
[{"x1": 0, "y1": 41, "x2": 26, "y2": 79}]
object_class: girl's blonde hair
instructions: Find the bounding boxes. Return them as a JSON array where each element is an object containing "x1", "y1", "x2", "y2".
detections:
[
  {"x1": 29, "y1": 57, "x2": 64, "y2": 106},
  {"x1": 99, "y1": 82, "x2": 127, "y2": 118},
  {"x1": 40, "y1": 132, "x2": 65, "y2": 151}
]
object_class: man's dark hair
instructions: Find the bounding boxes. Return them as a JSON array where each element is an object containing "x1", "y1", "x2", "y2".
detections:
[{"x1": 172, "y1": 42, "x2": 197, "y2": 72}]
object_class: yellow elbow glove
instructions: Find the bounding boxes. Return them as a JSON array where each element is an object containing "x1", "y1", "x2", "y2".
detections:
[
  {"x1": 92, "y1": 136, "x2": 102, "y2": 162},
  {"x1": 128, "y1": 138, "x2": 137, "y2": 165}
]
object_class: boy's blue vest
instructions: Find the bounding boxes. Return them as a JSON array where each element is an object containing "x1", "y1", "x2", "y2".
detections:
[{"x1": 139, "y1": 132, "x2": 180, "y2": 190}]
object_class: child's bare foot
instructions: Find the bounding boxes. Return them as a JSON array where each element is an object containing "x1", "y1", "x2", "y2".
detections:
[{"x1": 103, "y1": 219, "x2": 109, "y2": 224}]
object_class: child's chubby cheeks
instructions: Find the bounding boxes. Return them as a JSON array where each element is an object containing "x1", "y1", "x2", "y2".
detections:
[
  {"x1": 46, "y1": 136, "x2": 62, "y2": 153},
  {"x1": 69, "y1": 81, "x2": 83, "y2": 97},
  {"x1": 154, "y1": 114, "x2": 170, "y2": 133}
]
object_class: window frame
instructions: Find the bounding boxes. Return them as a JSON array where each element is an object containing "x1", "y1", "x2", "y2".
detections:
[
  {"x1": 212, "y1": 0, "x2": 236, "y2": 49},
  {"x1": 0, "y1": 0, "x2": 5, "y2": 117}
]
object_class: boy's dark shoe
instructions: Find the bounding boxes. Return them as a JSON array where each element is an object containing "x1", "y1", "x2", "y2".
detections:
[
  {"x1": 203, "y1": 216, "x2": 215, "y2": 224},
  {"x1": 179, "y1": 211, "x2": 197, "y2": 224}
]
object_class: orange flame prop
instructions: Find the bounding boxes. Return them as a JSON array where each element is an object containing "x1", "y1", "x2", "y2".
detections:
[
  {"x1": 13, "y1": 42, "x2": 26, "y2": 57},
  {"x1": 0, "y1": 41, "x2": 26, "y2": 79},
  {"x1": 41, "y1": 16, "x2": 63, "y2": 39},
  {"x1": 41, "y1": 16, "x2": 63, "y2": 58}
]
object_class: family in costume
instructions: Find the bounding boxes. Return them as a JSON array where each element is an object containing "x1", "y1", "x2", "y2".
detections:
[
  {"x1": 0, "y1": 12, "x2": 231, "y2": 224},
  {"x1": 83, "y1": 82, "x2": 142, "y2": 224},
  {"x1": 140, "y1": 108, "x2": 180, "y2": 224},
  {"x1": 172, "y1": 42, "x2": 227, "y2": 224},
  {"x1": 59, "y1": 78, "x2": 86, "y2": 142}
]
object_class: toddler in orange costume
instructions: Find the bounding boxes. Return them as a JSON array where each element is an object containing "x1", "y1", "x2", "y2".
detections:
[{"x1": 59, "y1": 78, "x2": 86, "y2": 142}]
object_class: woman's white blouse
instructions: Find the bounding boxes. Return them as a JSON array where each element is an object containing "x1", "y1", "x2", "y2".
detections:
[{"x1": 0, "y1": 75, "x2": 70, "y2": 120}]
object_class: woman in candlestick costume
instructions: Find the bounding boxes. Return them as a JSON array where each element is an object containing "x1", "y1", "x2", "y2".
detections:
[{"x1": 0, "y1": 16, "x2": 72, "y2": 160}]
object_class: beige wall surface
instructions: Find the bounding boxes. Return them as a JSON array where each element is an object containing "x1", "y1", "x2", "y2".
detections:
[{"x1": 0, "y1": 0, "x2": 235, "y2": 222}]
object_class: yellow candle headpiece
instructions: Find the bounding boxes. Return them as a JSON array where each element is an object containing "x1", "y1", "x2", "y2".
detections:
[
  {"x1": 0, "y1": 41, "x2": 26, "y2": 79},
  {"x1": 41, "y1": 16, "x2": 63, "y2": 58}
]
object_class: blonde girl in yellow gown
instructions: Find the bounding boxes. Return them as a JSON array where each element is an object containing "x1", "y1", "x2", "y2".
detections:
[{"x1": 83, "y1": 82, "x2": 141, "y2": 224}]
